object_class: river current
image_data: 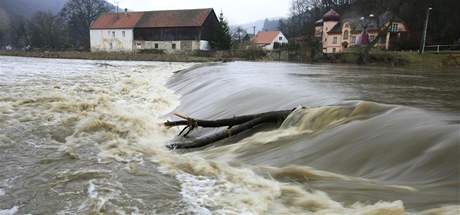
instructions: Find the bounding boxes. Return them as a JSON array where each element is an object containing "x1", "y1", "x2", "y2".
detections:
[{"x1": 0, "y1": 56, "x2": 459, "y2": 214}]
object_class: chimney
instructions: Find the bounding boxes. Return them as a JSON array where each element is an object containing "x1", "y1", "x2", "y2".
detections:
[{"x1": 124, "y1": 8, "x2": 128, "y2": 15}]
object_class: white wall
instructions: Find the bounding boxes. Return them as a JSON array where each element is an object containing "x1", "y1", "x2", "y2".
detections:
[
  {"x1": 135, "y1": 41, "x2": 182, "y2": 53},
  {"x1": 90, "y1": 29, "x2": 133, "y2": 52},
  {"x1": 324, "y1": 34, "x2": 342, "y2": 53},
  {"x1": 134, "y1": 40, "x2": 210, "y2": 53},
  {"x1": 322, "y1": 21, "x2": 338, "y2": 53},
  {"x1": 199, "y1": 40, "x2": 210, "y2": 51},
  {"x1": 263, "y1": 32, "x2": 289, "y2": 50}
]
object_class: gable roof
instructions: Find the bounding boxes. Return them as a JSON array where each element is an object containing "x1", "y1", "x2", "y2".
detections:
[
  {"x1": 91, "y1": 12, "x2": 144, "y2": 29},
  {"x1": 252, "y1": 31, "x2": 281, "y2": 44},
  {"x1": 90, "y1": 8, "x2": 215, "y2": 29},
  {"x1": 136, "y1": 8, "x2": 214, "y2": 28},
  {"x1": 323, "y1": 9, "x2": 340, "y2": 21},
  {"x1": 328, "y1": 23, "x2": 342, "y2": 34}
]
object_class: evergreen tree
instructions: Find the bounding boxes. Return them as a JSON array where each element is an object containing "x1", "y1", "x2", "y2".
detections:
[{"x1": 210, "y1": 12, "x2": 232, "y2": 50}]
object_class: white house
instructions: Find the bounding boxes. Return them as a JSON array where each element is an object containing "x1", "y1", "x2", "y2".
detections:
[
  {"x1": 252, "y1": 31, "x2": 288, "y2": 50},
  {"x1": 90, "y1": 8, "x2": 219, "y2": 53}
]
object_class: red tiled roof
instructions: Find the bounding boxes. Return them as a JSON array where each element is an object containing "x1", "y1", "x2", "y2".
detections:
[
  {"x1": 252, "y1": 31, "x2": 281, "y2": 44},
  {"x1": 90, "y1": 8, "x2": 214, "y2": 29},
  {"x1": 137, "y1": 9, "x2": 213, "y2": 28},
  {"x1": 90, "y1": 12, "x2": 144, "y2": 29}
]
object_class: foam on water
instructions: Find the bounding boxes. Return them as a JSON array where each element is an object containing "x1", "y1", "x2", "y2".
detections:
[
  {"x1": 0, "y1": 56, "x2": 458, "y2": 214},
  {"x1": 0, "y1": 206, "x2": 18, "y2": 215}
]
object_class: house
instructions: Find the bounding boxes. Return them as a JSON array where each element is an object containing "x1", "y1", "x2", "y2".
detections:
[
  {"x1": 252, "y1": 31, "x2": 288, "y2": 50},
  {"x1": 315, "y1": 9, "x2": 408, "y2": 53},
  {"x1": 90, "y1": 8, "x2": 219, "y2": 53}
]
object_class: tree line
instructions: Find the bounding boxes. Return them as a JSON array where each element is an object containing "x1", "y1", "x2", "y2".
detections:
[
  {"x1": 0, "y1": 0, "x2": 112, "y2": 51},
  {"x1": 280, "y1": 0, "x2": 460, "y2": 50}
]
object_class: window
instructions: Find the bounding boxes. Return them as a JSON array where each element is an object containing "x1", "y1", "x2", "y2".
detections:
[
  {"x1": 343, "y1": 30, "x2": 349, "y2": 40},
  {"x1": 333, "y1": 48, "x2": 336, "y2": 53},
  {"x1": 351, "y1": 36, "x2": 356, "y2": 44},
  {"x1": 333, "y1": 36, "x2": 338, "y2": 44},
  {"x1": 389, "y1": 23, "x2": 399, "y2": 32},
  {"x1": 108, "y1": 30, "x2": 110, "y2": 35},
  {"x1": 109, "y1": 42, "x2": 113, "y2": 49},
  {"x1": 155, "y1": 43, "x2": 159, "y2": 49},
  {"x1": 112, "y1": 31, "x2": 115, "y2": 37},
  {"x1": 279, "y1": 36, "x2": 283, "y2": 41},
  {"x1": 122, "y1": 31, "x2": 125, "y2": 37},
  {"x1": 172, "y1": 43, "x2": 176, "y2": 49}
]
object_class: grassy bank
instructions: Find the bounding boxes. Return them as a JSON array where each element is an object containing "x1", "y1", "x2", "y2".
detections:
[
  {"x1": 316, "y1": 50, "x2": 460, "y2": 69},
  {"x1": 0, "y1": 49, "x2": 272, "y2": 63}
]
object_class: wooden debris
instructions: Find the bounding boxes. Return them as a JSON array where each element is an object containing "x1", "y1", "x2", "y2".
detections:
[{"x1": 165, "y1": 109, "x2": 295, "y2": 149}]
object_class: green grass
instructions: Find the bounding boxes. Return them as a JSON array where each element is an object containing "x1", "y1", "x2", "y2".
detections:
[
  {"x1": 317, "y1": 48, "x2": 460, "y2": 69},
  {"x1": 397, "y1": 52, "x2": 460, "y2": 68}
]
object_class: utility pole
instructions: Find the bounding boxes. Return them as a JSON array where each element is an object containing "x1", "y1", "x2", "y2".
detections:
[
  {"x1": 253, "y1": 26, "x2": 256, "y2": 36},
  {"x1": 420, "y1": 7, "x2": 432, "y2": 54}
]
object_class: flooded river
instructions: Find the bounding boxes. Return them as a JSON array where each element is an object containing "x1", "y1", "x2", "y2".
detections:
[{"x1": 0, "y1": 56, "x2": 459, "y2": 214}]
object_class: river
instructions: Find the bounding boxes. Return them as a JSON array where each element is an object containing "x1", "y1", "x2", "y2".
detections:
[{"x1": 0, "y1": 56, "x2": 459, "y2": 214}]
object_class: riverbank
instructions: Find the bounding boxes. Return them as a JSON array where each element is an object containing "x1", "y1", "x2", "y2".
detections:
[
  {"x1": 1, "y1": 50, "x2": 459, "y2": 69},
  {"x1": 0, "y1": 50, "x2": 218, "y2": 62},
  {"x1": 0, "y1": 49, "x2": 269, "y2": 63}
]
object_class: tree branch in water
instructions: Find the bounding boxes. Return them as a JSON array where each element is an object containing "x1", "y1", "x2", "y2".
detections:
[{"x1": 165, "y1": 109, "x2": 295, "y2": 149}]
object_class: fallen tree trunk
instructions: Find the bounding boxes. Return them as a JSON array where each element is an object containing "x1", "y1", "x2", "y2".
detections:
[{"x1": 165, "y1": 109, "x2": 294, "y2": 149}]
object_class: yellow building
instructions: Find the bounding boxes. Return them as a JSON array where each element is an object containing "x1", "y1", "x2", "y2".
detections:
[{"x1": 315, "y1": 9, "x2": 408, "y2": 54}]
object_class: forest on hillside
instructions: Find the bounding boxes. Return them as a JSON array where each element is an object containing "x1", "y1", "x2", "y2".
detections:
[
  {"x1": 0, "y1": 0, "x2": 67, "y2": 18},
  {"x1": 0, "y1": 0, "x2": 113, "y2": 50}
]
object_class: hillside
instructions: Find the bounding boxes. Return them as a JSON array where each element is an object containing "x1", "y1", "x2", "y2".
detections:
[
  {"x1": 233, "y1": 17, "x2": 284, "y2": 35},
  {"x1": 0, "y1": 0, "x2": 67, "y2": 17}
]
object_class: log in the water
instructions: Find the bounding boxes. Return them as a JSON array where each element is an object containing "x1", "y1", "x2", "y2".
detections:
[{"x1": 165, "y1": 109, "x2": 294, "y2": 149}]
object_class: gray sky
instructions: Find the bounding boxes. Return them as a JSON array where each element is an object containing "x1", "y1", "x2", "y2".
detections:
[{"x1": 112, "y1": 0, "x2": 291, "y2": 25}]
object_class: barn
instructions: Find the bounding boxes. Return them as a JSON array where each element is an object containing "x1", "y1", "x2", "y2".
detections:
[{"x1": 90, "y1": 8, "x2": 219, "y2": 53}]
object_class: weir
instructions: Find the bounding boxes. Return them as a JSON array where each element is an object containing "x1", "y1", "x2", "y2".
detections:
[{"x1": 0, "y1": 56, "x2": 459, "y2": 214}]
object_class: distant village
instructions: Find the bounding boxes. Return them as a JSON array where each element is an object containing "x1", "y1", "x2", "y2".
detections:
[{"x1": 89, "y1": 8, "x2": 406, "y2": 54}]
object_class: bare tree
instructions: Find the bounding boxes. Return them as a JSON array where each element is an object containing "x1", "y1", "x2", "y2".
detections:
[
  {"x1": 60, "y1": 0, "x2": 112, "y2": 50},
  {"x1": 0, "y1": 10, "x2": 10, "y2": 47},
  {"x1": 232, "y1": 26, "x2": 247, "y2": 43},
  {"x1": 7, "y1": 16, "x2": 32, "y2": 49},
  {"x1": 28, "y1": 12, "x2": 66, "y2": 50}
]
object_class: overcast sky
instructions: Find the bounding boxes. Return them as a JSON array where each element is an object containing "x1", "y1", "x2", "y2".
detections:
[{"x1": 111, "y1": 0, "x2": 291, "y2": 25}]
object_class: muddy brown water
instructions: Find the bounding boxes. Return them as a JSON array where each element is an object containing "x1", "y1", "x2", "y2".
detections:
[{"x1": 0, "y1": 56, "x2": 459, "y2": 214}]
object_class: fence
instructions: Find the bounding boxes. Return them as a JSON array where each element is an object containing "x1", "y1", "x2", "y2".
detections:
[{"x1": 425, "y1": 44, "x2": 460, "y2": 53}]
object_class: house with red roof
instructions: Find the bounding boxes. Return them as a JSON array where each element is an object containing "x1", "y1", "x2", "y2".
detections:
[
  {"x1": 252, "y1": 31, "x2": 288, "y2": 50},
  {"x1": 90, "y1": 8, "x2": 219, "y2": 52},
  {"x1": 315, "y1": 9, "x2": 408, "y2": 53}
]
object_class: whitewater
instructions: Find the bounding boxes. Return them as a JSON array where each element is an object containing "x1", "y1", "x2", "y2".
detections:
[{"x1": 0, "y1": 56, "x2": 459, "y2": 215}]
